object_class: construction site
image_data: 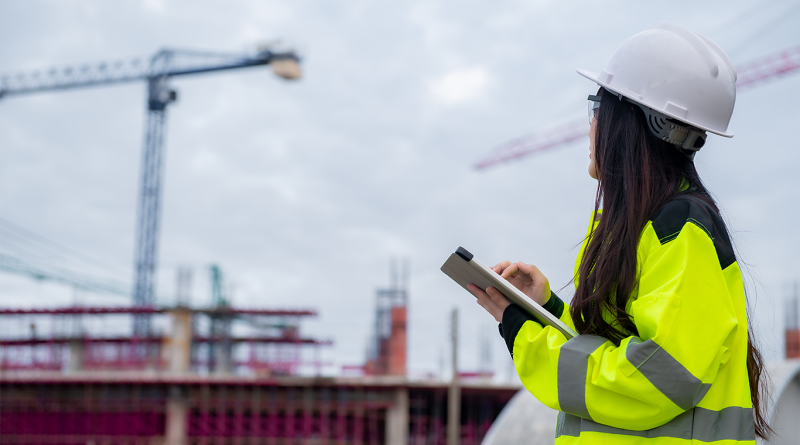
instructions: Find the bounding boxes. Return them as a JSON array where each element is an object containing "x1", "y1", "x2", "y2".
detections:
[
  {"x1": 0, "y1": 292, "x2": 517, "y2": 444},
  {"x1": 0, "y1": 41, "x2": 521, "y2": 444},
  {"x1": 1, "y1": 2, "x2": 799, "y2": 445}
]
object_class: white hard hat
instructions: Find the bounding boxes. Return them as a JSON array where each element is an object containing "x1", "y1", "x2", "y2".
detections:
[{"x1": 578, "y1": 22, "x2": 736, "y2": 151}]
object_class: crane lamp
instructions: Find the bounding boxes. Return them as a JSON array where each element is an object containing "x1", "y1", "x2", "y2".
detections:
[{"x1": 271, "y1": 59, "x2": 302, "y2": 80}]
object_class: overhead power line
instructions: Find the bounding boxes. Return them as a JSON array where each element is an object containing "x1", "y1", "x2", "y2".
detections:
[
  {"x1": 0, "y1": 217, "x2": 127, "y2": 274},
  {"x1": 0, "y1": 252, "x2": 130, "y2": 298}
]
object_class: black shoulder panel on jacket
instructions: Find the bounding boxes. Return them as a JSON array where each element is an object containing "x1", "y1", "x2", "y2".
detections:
[{"x1": 650, "y1": 197, "x2": 736, "y2": 270}]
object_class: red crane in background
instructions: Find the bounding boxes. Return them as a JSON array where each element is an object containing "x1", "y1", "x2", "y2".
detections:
[{"x1": 475, "y1": 45, "x2": 800, "y2": 170}]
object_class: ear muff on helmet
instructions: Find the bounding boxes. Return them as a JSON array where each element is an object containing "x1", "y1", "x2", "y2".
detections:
[
  {"x1": 603, "y1": 87, "x2": 707, "y2": 159},
  {"x1": 637, "y1": 104, "x2": 707, "y2": 151}
]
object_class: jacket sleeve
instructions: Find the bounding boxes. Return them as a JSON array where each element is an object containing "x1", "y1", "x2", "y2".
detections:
[
  {"x1": 498, "y1": 290, "x2": 570, "y2": 348},
  {"x1": 506, "y1": 222, "x2": 739, "y2": 431}
]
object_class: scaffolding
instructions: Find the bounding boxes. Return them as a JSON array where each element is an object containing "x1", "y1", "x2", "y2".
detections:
[
  {"x1": 0, "y1": 306, "x2": 330, "y2": 376},
  {"x1": 363, "y1": 261, "x2": 408, "y2": 377}
]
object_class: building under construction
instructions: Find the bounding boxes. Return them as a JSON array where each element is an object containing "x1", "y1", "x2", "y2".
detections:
[
  {"x1": 0, "y1": 41, "x2": 505, "y2": 443},
  {"x1": 0, "y1": 371, "x2": 517, "y2": 444},
  {"x1": 0, "y1": 266, "x2": 518, "y2": 444}
]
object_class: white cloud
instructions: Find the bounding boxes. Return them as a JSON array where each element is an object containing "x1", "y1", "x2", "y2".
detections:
[
  {"x1": 428, "y1": 67, "x2": 490, "y2": 106},
  {"x1": 141, "y1": 0, "x2": 167, "y2": 14}
]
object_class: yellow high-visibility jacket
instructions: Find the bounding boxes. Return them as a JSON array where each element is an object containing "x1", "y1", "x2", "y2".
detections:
[{"x1": 499, "y1": 197, "x2": 754, "y2": 443}]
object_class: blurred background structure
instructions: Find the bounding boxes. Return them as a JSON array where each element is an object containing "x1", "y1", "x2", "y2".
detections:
[
  {"x1": 0, "y1": 262, "x2": 517, "y2": 443},
  {"x1": 0, "y1": 35, "x2": 517, "y2": 445}
]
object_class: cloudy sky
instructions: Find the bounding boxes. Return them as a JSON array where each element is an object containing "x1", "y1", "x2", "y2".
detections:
[{"x1": 0, "y1": 0, "x2": 798, "y2": 379}]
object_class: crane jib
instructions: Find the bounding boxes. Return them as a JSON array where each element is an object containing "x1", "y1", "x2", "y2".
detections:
[{"x1": 0, "y1": 50, "x2": 299, "y2": 98}]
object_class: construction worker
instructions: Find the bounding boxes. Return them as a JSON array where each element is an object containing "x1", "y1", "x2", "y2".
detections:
[{"x1": 470, "y1": 22, "x2": 770, "y2": 443}]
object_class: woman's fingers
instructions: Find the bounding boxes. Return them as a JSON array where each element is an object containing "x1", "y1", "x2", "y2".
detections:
[
  {"x1": 514, "y1": 262, "x2": 551, "y2": 305},
  {"x1": 485, "y1": 286, "x2": 506, "y2": 303},
  {"x1": 470, "y1": 285, "x2": 509, "y2": 316},
  {"x1": 471, "y1": 286, "x2": 493, "y2": 308},
  {"x1": 484, "y1": 261, "x2": 552, "y2": 307},
  {"x1": 515, "y1": 261, "x2": 540, "y2": 279},
  {"x1": 485, "y1": 286, "x2": 511, "y2": 315},
  {"x1": 469, "y1": 284, "x2": 503, "y2": 322},
  {"x1": 476, "y1": 295, "x2": 496, "y2": 314},
  {"x1": 500, "y1": 262, "x2": 520, "y2": 280},
  {"x1": 492, "y1": 261, "x2": 512, "y2": 274}
]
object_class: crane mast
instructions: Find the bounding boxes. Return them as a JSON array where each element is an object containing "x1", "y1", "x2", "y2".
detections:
[{"x1": 0, "y1": 47, "x2": 302, "y2": 337}]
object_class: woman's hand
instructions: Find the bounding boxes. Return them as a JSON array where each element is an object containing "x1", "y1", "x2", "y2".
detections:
[
  {"x1": 470, "y1": 261, "x2": 551, "y2": 323},
  {"x1": 491, "y1": 261, "x2": 551, "y2": 306},
  {"x1": 469, "y1": 284, "x2": 511, "y2": 323}
]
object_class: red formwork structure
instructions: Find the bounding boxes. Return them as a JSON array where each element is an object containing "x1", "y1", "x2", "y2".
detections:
[
  {"x1": 0, "y1": 306, "x2": 329, "y2": 375},
  {"x1": 0, "y1": 375, "x2": 517, "y2": 444},
  {"x1": 0, "y1": 304, "x2": 519, "y2": 444}
]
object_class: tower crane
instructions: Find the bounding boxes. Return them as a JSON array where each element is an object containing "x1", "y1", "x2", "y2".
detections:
[
  {"x1": 0, "y1": 46, "x2": 302, "y2": 336},
  {"x1": 475, "y1": 45, "x2": 800, "y2": 170}
]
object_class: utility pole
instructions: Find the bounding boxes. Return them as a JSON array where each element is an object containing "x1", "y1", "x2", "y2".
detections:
[
  {"x1": 448, "y1": 308, "x2": 460, "y2": 445},
  {"x1": 479, "y1": 325, "x2": 491, "y2": 377}
]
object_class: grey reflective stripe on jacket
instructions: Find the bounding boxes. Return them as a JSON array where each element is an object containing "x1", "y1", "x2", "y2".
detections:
[
  {"x1": 557, "y1": 335, "x2": 712, "y2": 419},
  {"x1": 557, "y1": 335, "x2": 607, "y2": 420},
  {"x1": 626, "y1": 337, "x2": 711, "y2": 410},
  {"x1": 555, "y1": 407, "x2": 756, "y2": 442}
]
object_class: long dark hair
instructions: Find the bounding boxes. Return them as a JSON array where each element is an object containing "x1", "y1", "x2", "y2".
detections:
[{"x1": 572, "y1": 87, "x2": 771, "y2": 438}]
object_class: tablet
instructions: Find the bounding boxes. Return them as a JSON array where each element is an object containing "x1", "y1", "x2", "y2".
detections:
[{"x1": 440, "y1": 246, "x2": 578, "y2": 339}]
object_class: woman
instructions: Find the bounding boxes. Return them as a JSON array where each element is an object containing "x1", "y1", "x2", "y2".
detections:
[{"x1": 470, "y1": 23, "x2": 770, "y2": 443}]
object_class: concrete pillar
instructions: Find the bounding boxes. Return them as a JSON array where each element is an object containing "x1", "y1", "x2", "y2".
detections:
[
  {"x1": 210, "y1": 315, "x2": 233, "y2": 375},
  {"x1": 213, "y1": 339, "x2": 233, "y2": 375},
  {"x1": 447, "y1": 382, "x2": 461, "y2": 445},
  {"x1": 386, "y1": 387, "x2": 409, "y2": 445},
  {"x1": 164, "y1": 308, "x2": 193, "y2": 374},
  {"x1": 67, "y1": 339, "x2": 84, "y2": 373},
  {"x1": 165, "y1": 386, "x2": 188, "y2": 445}
]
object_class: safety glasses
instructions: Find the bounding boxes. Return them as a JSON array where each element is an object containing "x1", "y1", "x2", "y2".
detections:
[{"x1": 588, "y1": 94, "x2": 601, "y2": 125}]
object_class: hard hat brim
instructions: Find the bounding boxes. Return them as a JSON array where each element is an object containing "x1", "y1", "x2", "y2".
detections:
[{"x1": 576, "y1": 68, "x2": 734, "y2": 138}]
